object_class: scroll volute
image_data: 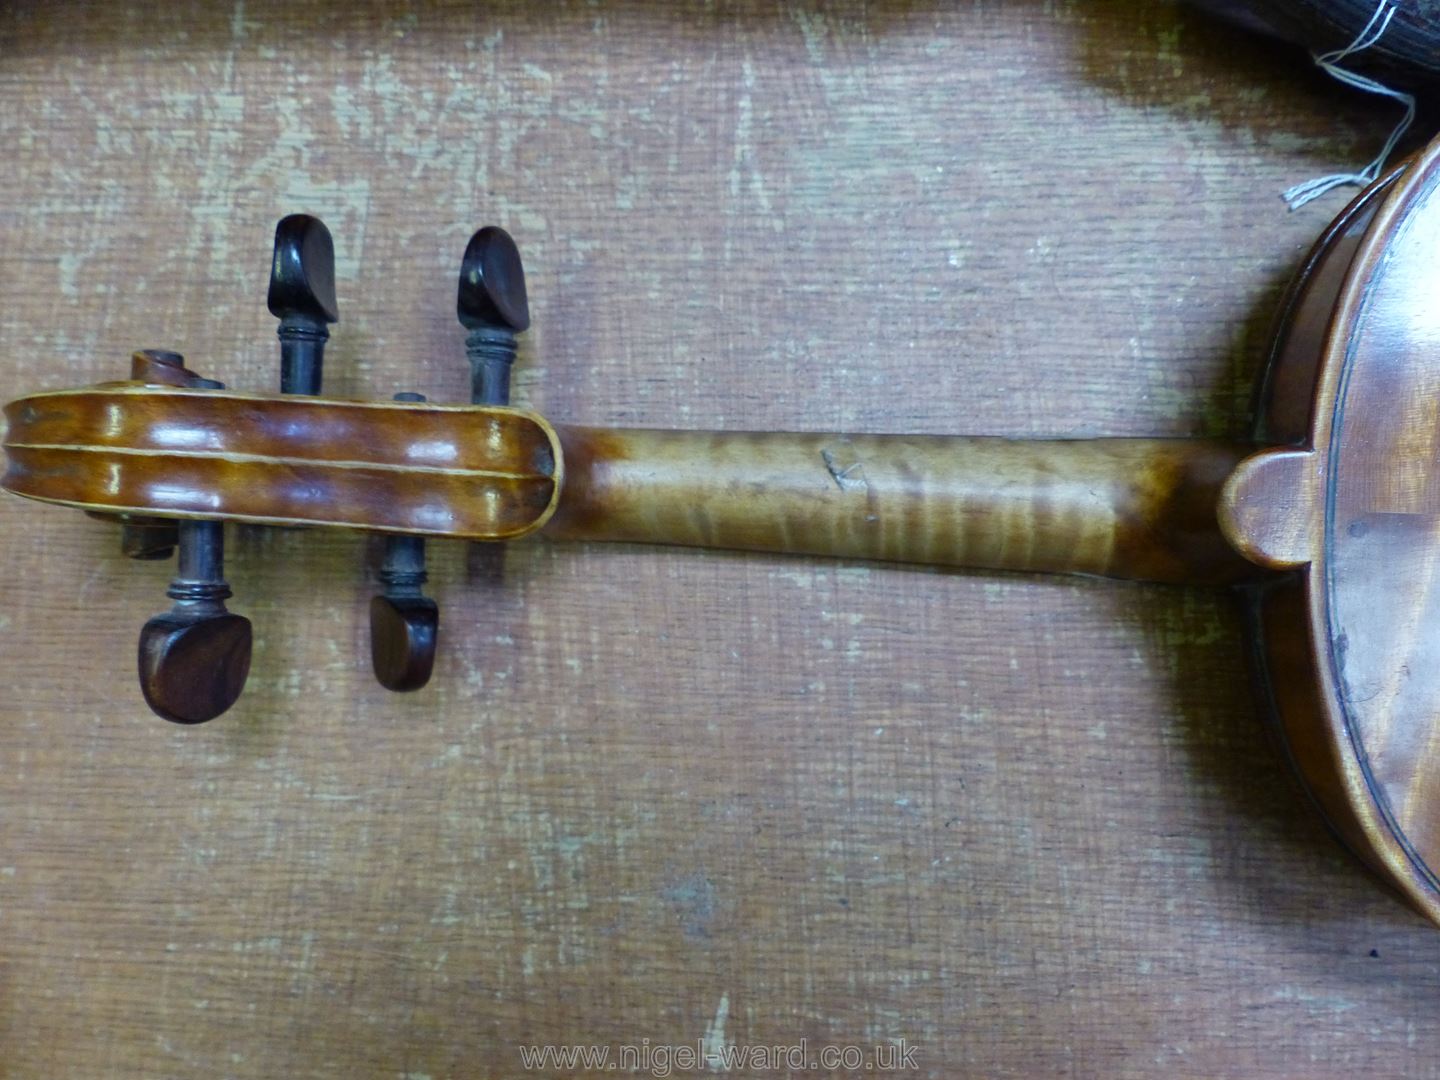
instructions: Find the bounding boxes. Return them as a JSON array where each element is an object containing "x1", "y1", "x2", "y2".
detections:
[
  {"x1": 1221, "y1": 143, "x2": 1440, "y2": 923},
  {"x1": 1, "y1": 368, "x2": 563, "y2": 542}
]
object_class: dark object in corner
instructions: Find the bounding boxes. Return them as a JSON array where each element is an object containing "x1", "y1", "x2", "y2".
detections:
[{"x1": 1188, "y1": 0, "x2": 1440, "y2": 89}]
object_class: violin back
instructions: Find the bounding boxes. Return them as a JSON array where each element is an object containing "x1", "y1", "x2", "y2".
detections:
[{"x1": 1224, "y1": 142, "x2": 1440, "y2": 922}]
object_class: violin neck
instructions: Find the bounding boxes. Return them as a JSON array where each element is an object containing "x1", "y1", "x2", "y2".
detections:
[{"x1": 541, "y1": 427, "x2": 1258, "y2": 586}]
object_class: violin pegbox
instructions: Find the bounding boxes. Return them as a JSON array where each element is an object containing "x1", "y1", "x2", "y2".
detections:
[{"x1": 51, "y1": 216, "x2": 537, "y2": 723}]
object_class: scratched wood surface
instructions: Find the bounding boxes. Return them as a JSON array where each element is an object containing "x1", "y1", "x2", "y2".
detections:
[{"x1": 1, "y1": 2, "x2": 1437, "y2": 1077}]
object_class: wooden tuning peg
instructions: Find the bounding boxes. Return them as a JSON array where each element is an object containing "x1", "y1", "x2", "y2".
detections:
[
  {"x1": 268, "y1": 214, "x2": 338, "y2": 396},
  {"x1": 458, "y1": 225, "x2": 528, "y2": 406},
  {"x1": 138, "y1": 520, "x2": 252, "y2": 724}
]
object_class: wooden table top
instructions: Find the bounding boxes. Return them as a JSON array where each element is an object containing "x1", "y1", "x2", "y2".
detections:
[{"x1": 1, "y1": 2, "x2": 1436, "y2": 1076}]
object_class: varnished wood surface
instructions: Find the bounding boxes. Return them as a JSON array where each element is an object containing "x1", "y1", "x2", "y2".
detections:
[
  {"x1": 2, "y1": 2, "x2": 1439, "y2": 1077},
  {"x1": 3, "y1": 381, "x2": 1249, "y2": 583},
  {"x1": 1218, "y1": 142, "x2": 1440, "y2": 929},
  {"x1": 2, "y1": 385, "x2": 561, "y2": 538},
  {"x1": 547, "y1": 427, "x2": 1254, "y2": 584},
  {"x1": 1324, "y1": 158, "x2": 1440, "y2": 892}
]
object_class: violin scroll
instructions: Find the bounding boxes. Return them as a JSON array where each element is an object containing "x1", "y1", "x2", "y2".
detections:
[{"x1": 0, "y1": 219, "x2": 551, "y2": 722}]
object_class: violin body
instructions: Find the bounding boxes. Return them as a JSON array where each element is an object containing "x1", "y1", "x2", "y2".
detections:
[{"x1": 1223, "y1": 149, "x2": 1440, "y2": 924}]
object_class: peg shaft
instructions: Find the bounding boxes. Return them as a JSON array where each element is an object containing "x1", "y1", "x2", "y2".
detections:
[{"x1": 370, "y1": 391, "x2": 439, "y2": 692}]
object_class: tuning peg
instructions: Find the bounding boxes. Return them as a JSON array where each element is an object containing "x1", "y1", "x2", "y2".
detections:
[
  {"x1": 114, "y1": 350, "x2": 224, "y2": 561},
  {"x1": 370, "y1": 554, "x2": 438, "y2": 693},
  {"x1": 458, "y1": 226, "x2": 529, "y2": 406},
  {"x1": 138, "y1": 520, "x2": 252, "y2": 724},
  {"x1": 268, "y1": 214, "x2": 338, "y2": 395},
  {"x1": 370, "y1": 392, "x2": 438, "y2": 692},
  {"x1": 131, "y1": 361, "x2": 250, "y2": 724}
]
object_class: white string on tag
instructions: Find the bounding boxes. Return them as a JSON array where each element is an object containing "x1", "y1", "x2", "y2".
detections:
[{"x1": 1281, "y1": 0, "x2": 1417, "y2": 211}]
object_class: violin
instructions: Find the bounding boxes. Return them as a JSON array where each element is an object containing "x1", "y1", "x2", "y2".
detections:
[{"x1": 7, "y1": 131, "x2": 1440, "y2": 927}]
